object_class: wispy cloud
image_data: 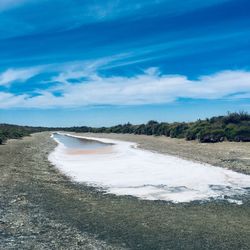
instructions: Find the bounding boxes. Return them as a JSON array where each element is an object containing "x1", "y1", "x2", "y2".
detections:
[
  {"x1": 0, "y1": 67, "x2": 41, "y2": 86},
  {"x1": 0, "y1": 92, "x2": 27, "y2": 107},
  {"x1": 0, "y1": 0, "x2": 231, "y2": 39},
  {"x1": 49, "y1": 57, "x2": 121, "y2": 84},
  {"x1": 1, "y1": 68, "x2": 250, "y2": 109}
]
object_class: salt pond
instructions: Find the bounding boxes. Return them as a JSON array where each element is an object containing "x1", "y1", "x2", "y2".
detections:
[{"x1": 49, "y1": 133, "x2": 250, "y2": 204}]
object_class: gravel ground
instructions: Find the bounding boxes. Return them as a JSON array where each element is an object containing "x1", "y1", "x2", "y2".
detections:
[
  {"x1": 0, "y1": 133, "x2": 124, "y2": 250},
  {"x1": 0, "y1": 132, "x2": 250, "y2": 249}
]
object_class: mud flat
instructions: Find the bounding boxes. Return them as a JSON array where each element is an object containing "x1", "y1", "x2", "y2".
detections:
[{"x1": 1, "y1": 132, "x2": 250, "y2": 249}]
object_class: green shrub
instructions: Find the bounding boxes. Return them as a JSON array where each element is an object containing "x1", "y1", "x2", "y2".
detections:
[
  {"x1": 198, "y1": 129, "x2": 225, "y2": 143},
  {"x1": 1, "y1": 111, "x2": 249, "y2": 144}
]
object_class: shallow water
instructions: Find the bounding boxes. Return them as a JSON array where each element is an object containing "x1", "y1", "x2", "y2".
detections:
[
  {"x1": 52, "y1": 133, "x2": 112, "y2": 150},
  {"x1": 50, "y1": 133, "x2": 250, "y2": 204}
]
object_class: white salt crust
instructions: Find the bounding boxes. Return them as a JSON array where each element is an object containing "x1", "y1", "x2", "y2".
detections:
[{"x1": 49, "y1": 133, "x2": 250, "y2": 204}]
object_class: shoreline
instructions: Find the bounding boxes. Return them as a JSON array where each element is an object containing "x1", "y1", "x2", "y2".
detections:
[
  {"x1": 50, "y1": 132, "x2": 250, "y2": 204},
  {"x1": 73, "y1": 132, "x2": 250, "y2": 175},
  {"x1": 1, "y1": 131, "x2": 250, "y2": 249}
]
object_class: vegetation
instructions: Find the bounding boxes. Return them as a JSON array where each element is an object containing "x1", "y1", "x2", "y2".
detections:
[
  {"x1": 64, "y1": 112, "x2": 250, "y2": 143},
  {"x1": 0, "y1": 124, "x2": 48, "y2": 145},
  {"x1": 1, "y1": 112, "x2": 250, "y2": 144}
]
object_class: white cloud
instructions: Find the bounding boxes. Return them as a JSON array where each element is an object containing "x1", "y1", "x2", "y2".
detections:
[
  {"x1": 0, "y1": 92, "x2": 27, "y2": 108},
  {"x1": 0, "y1": 68, "x2": 250, "y2": 109},
  {"x1": 0, "y1": 67, "x2": 41, "y2": 86}
]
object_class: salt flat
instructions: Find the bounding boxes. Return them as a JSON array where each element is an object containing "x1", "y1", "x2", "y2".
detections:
[{"x1": 50, "y1": 133, "x2": 250, "y2": 203}]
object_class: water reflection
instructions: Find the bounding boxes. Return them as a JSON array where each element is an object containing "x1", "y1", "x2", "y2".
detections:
[{"x1": 52, "y1": 133, "x2": 113, "y2": 151}]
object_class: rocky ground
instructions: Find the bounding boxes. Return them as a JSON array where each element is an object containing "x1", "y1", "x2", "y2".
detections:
[
  {"x1": 0, "y1": 132, "x2": 250, "y2": 249},
  {"x1": 0, "y1": 133, "x2": 124, "y2": 250}
]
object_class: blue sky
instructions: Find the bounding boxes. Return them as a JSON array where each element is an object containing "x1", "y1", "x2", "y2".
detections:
[{"x1": 0, "y1": 0, "x2": 250, "y2": 126}]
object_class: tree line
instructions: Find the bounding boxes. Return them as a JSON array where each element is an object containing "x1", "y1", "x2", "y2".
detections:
[
  {"x1": 64, "y1": 112, "x2": 250, "y2": 143},
  {"x1": 1, "y1": 112, "x2": 250, "y2": 144}
]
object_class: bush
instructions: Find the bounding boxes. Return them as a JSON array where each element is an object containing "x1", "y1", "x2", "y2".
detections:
[
  {"x1": 169, "y1": 123, "x2": 189, "y2": 138},
  {"x1": 198, "y1": 129, "x2": 225, "y2": 143},
  {"x1": 0, "y1": 124, "x2": 49, "y2": 144},
  {"x1": 223, "y1": 111, "x2": 250, "y2": 125},
  {"x1": 1, "y1": 112, "x2": 249, "y2": 144}
]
